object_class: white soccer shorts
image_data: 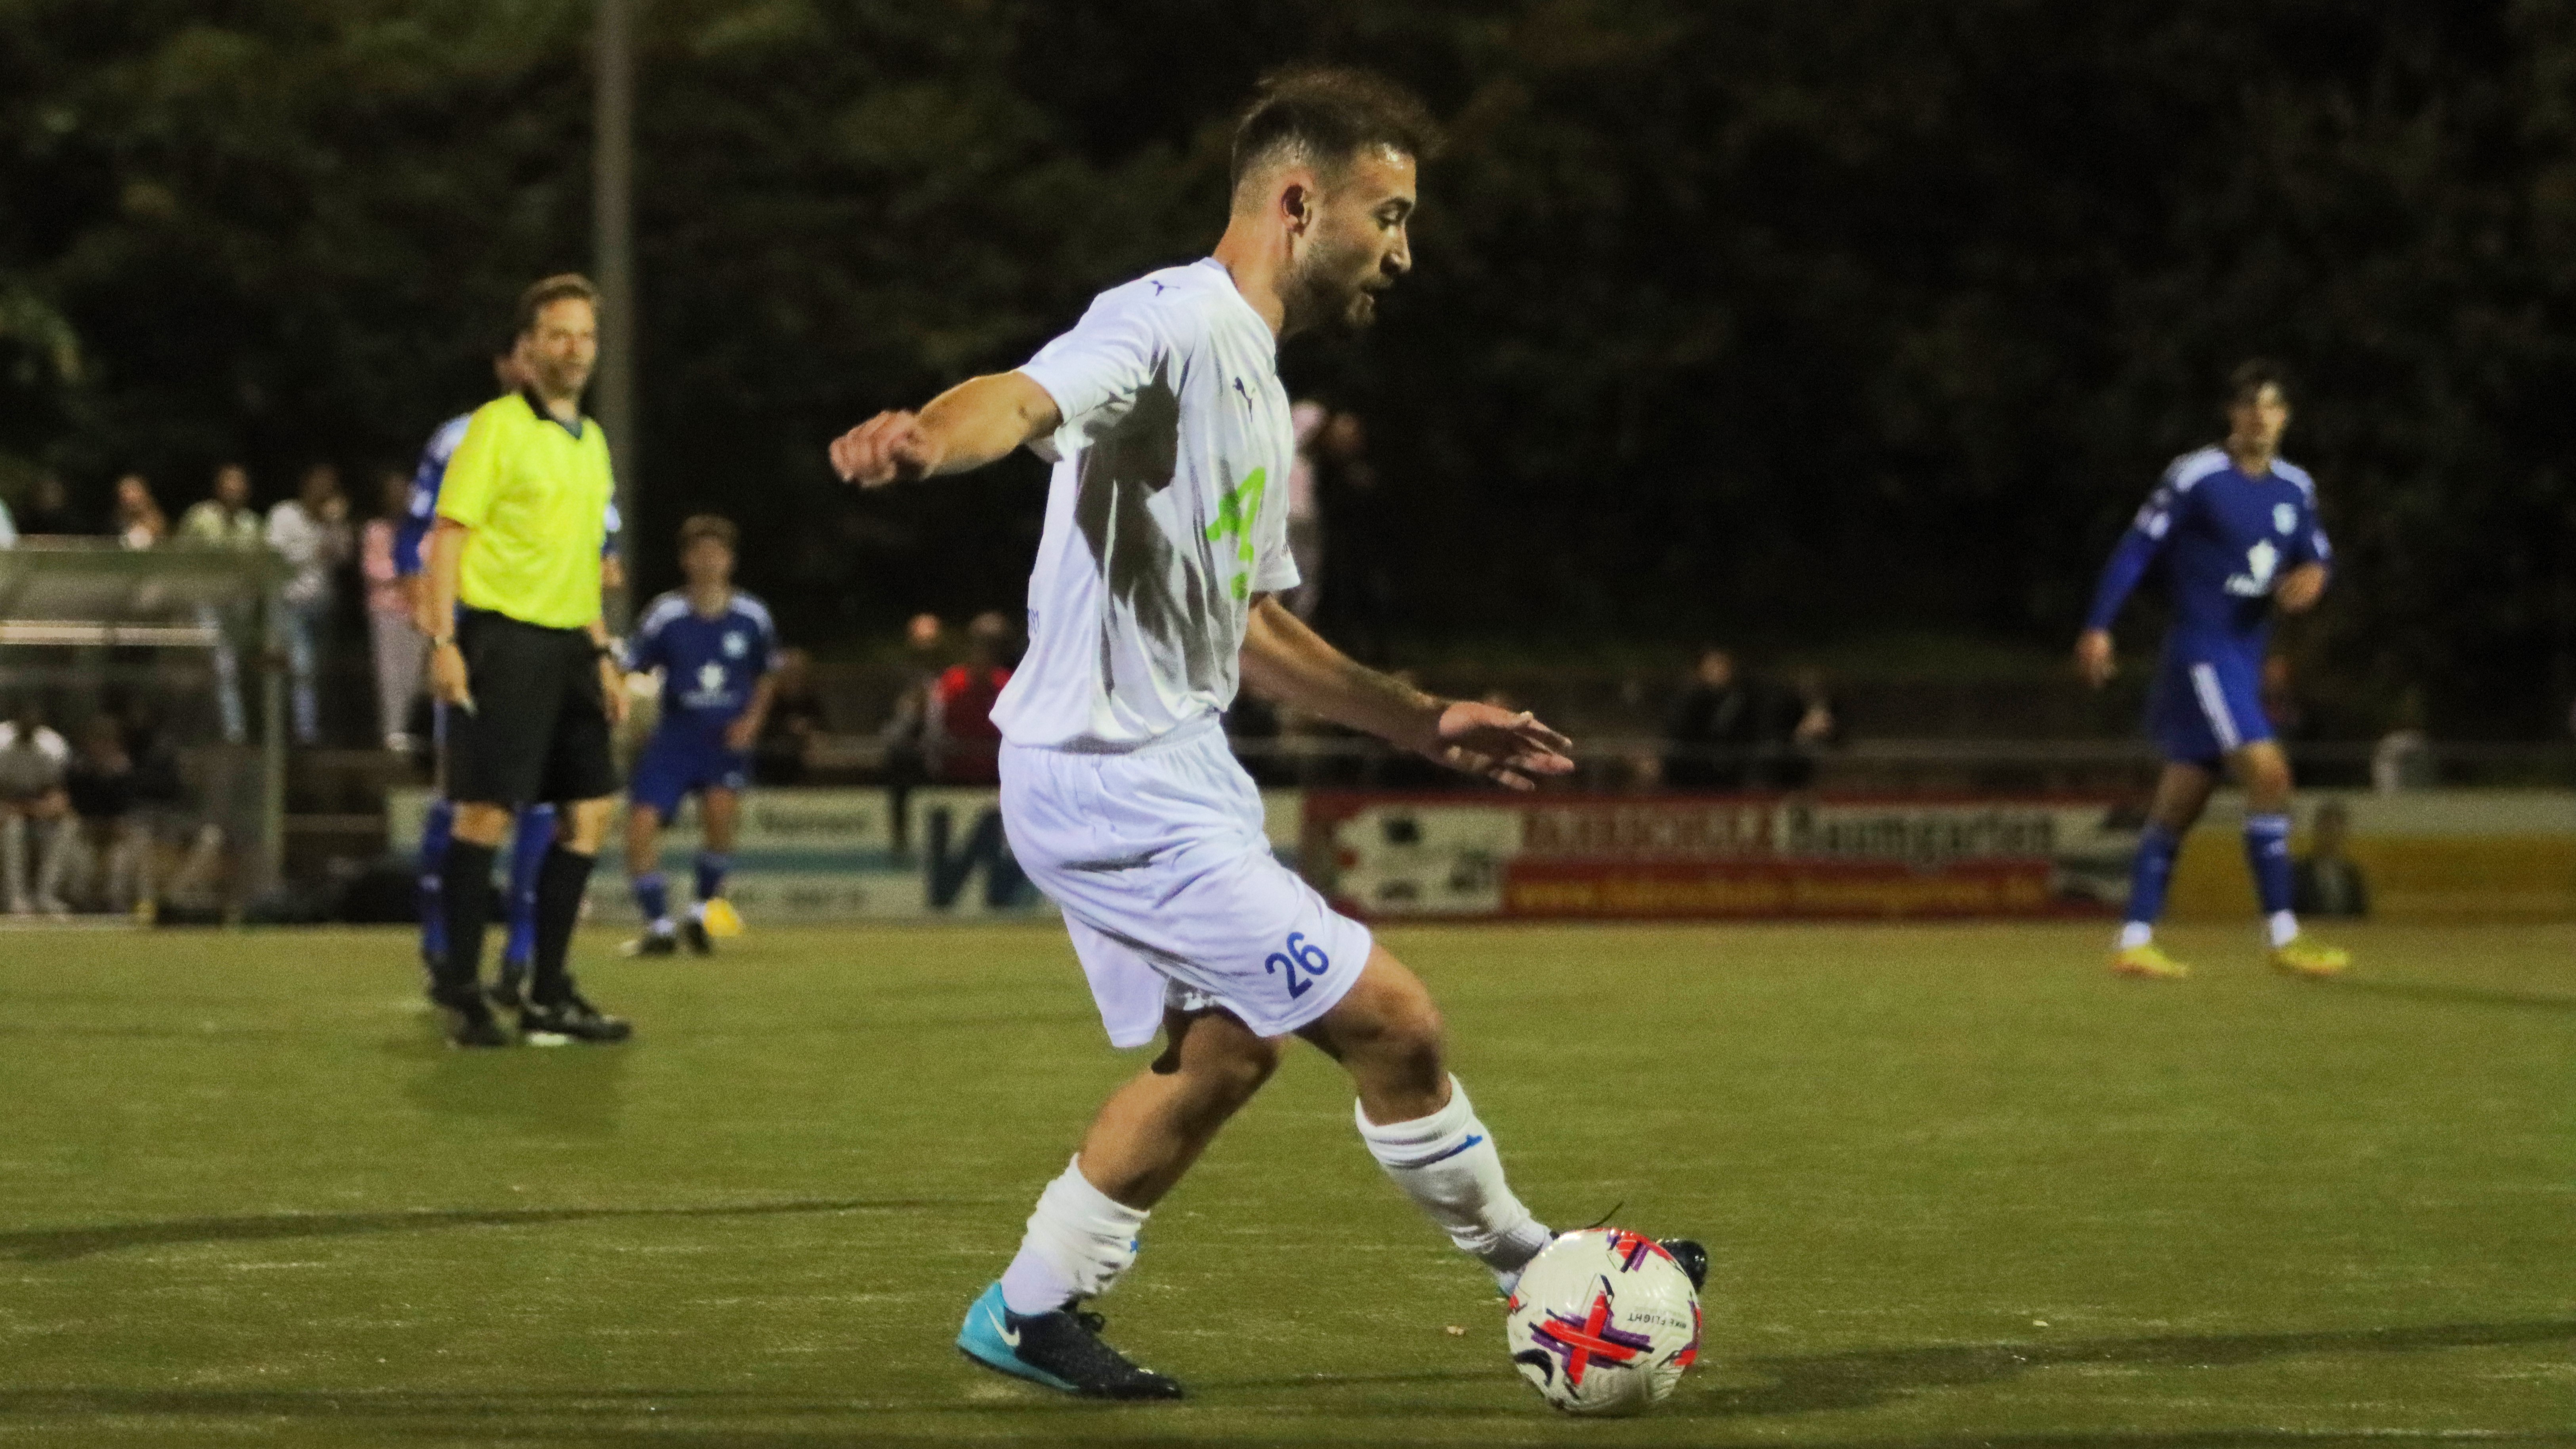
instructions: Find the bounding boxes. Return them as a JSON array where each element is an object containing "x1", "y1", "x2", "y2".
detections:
[{"x1": 999, "y1": 718, "x2": 1373, "y2": 1049}]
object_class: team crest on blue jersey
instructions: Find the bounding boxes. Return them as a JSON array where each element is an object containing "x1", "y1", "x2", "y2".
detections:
[
  {"x1": 723, "y1": 631, "x2": 747, "y2": 658},
  {"x1": 2272, "y1": 503, "x2": 2296, "y2": 534}
]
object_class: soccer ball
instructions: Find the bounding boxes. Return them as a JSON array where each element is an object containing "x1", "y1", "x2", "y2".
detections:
[{"x1": 1504, "y1": 1229, "x2": 1701, "y2": 1415}]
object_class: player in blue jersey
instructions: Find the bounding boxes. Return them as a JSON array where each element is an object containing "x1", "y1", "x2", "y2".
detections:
[
  {"x1": 619, "y1": 514, "x2": 780, "y2": 956},
  {"x1": 396, "y1": 340, "x2": 626, "y2": 1004},
  {"x1": 2078, "y1": 359, "x2": 2350, "y2": 980}
]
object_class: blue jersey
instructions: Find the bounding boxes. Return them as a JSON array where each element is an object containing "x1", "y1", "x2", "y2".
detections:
[
  {"x1": 393, "y1": 409, "x2": 622, "y2": 577},
  {"x1": 626, "y1": 589, "x2": 780, "y2": 738},
  {"x1": 2085, "y1": 445, "x2": 2331, "y2": 653}
]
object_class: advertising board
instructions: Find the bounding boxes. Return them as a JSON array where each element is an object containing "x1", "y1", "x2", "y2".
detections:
[
  {"x1": 1304, "y1": 793, "x2": 2135, "y2": 920},
  {"x1": 385, "y1": 787, "x2": 1308, "y2": 922}
]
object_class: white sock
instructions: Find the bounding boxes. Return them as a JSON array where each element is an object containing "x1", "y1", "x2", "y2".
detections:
[
  {"x1": 2117, "y1": 920, "x2": 2154, "y2": 951},
  {"x1": 2, "y1": 815, "x2": 25, "y2": 909},
  {"x1": 2267, "y1": 911, "x2": 2300, "y2": 949},
  {"x1": 35, "y1": 819, "x2": 68, "y2": 902},
  {"x1": 997, "y1": 1156, "x2": 1148, "y2": 1316},
  {"x1": 1356, "y1": 1076, "x2": 1552, "y2": 1289}
]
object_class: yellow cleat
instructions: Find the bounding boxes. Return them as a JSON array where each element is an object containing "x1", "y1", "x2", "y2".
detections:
[
  {"x1": 2111, "y1": 943, "x2": 2191, "y2": 979},
  {"x1": 2270, "y1": 939, "x2": 2350, "y2": 978},
  {"x1": 699, "y1": 897, "x2": 746, "y2": 939}
]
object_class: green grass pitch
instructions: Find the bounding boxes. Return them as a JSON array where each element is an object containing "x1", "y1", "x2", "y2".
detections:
[{"x1": 1, "y1": 920, "x2": 2569, "y2": 1447}]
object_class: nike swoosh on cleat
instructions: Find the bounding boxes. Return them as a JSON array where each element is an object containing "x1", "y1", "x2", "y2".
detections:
[
  {"x1": 1384, "y1": 1134, "x2": 1484, "y2": 1170},
  {"x1": 987, "y1": 1306, "x2": 1020, "y2": 1349}
]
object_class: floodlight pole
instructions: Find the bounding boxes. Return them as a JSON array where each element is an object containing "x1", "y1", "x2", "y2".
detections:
[{"x1": 594, "y1": 0, "x2": 637, "y2": 632}]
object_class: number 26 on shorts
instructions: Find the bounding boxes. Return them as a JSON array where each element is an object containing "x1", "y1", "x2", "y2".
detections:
[{"x1": 1264, "y1": 932, "x2": 1331, "y2": 999}]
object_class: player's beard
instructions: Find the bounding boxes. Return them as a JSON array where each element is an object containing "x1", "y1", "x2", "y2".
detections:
[{"x1": 1283, "y1": 232, "x2": 1385, "y2": 338}]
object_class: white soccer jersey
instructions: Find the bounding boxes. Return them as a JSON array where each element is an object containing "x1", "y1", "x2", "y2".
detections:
[{"x1": 993, "y1": 259, "x2": 1300, "y2": 751}]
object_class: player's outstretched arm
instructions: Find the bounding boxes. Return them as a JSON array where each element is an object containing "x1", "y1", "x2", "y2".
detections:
[
  {"x1": 1240, "y1": 597, "x2": 1574, "y2": 791},
  {"x1": 2274, "y1": 561, "x2": 2328, "y2": 613},
  {"x1": 829, "y1": 372, "x2": 1063, "y2": 488}
]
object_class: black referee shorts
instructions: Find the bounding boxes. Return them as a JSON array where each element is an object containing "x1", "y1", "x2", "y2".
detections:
[{"x1": 445, "y1": 607, "x2": 619, "y2": 808}]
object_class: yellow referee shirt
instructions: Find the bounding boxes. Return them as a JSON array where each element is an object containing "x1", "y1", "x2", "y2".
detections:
[{"x1": 437, "y1": 390, "x2": 613, "y2": 630}]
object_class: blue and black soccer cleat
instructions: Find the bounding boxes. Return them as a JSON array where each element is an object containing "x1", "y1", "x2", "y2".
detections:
[{"x1": 955, "y1": 1281, "x2": 1183, "y2": 1400}]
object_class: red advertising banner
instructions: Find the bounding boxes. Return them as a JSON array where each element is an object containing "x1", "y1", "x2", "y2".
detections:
[{"x1": 1302, "y1": 792, "x2": 2131, "y2": 921}]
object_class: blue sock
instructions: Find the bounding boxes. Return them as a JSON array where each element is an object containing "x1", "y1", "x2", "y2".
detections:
[
  {"x1": 417, "y1": 798, "x2": 454, "y2": 961},
  {"x1": 504, "y1": 804, "x2": 557, "y2": 966},
  {"x1": 2124, "y1": 821, "x2": 2182, "y2": 929},
  {"x1": 633, "y1": 870, "x2": 670, "y2": 926},
  {"x1": 2244, "y1": 812, "x2": 2295, "y2": 916},
  {"x1": 694, "y1": 851, "x2": 731, "y2": 908}
]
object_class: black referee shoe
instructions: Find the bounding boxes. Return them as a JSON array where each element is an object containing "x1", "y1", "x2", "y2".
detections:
[
  {"x1": 432, "y1": 991, "x2": 512, "y2": 1049},
  {"x1": 517, "y1": 991, "x2": 632, "y2": 1045},
  {"x1": 489, "y1": 958, "x2": 530, "y2": 1012}
]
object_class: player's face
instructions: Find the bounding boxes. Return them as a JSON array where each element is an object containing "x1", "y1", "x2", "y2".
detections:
[
  {"x1": 2228, "y1": 383, "x2": 2290, "y2": 454},
  {"x1": 1287, "y1": 147, "x2": 1417, "y2": 336},
  {"x1": 682, "y1": 536, "x2": 733, "y2": 589},
  {"x1": 525, "y1": 298, "x2": 598, "y2": 400}
]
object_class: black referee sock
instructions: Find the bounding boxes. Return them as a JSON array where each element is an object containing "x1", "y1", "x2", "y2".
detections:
[
  {"x1": 436, "y1": 840, "x2": 498, "y2": 1000},
  {"x1": 531, "y1": 844, "x2": 598, "y2": 1006}
]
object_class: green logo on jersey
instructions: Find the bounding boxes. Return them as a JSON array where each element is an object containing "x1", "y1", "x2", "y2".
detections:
[{"x1": 1205, "y1": 466, "x2": 1268, "y2": 601}]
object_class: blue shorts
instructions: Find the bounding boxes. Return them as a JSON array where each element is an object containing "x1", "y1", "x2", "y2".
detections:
[
  {"x1": 2144, "y1": 645, "x2": 2272, "y2": 766},
  {"x1": 628, "y1": 730, "x2": 751, "y2": 821}
]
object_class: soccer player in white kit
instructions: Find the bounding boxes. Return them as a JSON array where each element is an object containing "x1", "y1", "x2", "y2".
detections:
[{"x1": 831, "y1": 67, "x2": 1703, "y2": 1400}]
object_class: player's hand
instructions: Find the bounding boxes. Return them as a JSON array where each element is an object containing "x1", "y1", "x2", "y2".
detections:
[
  {"x1": 2074, "y1": 629, "x2": 2116, "y2": 689},
  {"x1": 1422, "y1": 701, "x2": 1575, "y2": 792},
  {"x1": 2274, "y1": 562, "x2": 2328, "y2": 614},
  {"x1": 829, "y1": 410, "x2": 940, "y2": 488},
  {"x1": 598, "y1": 657, "x2": 630, "y2": 727},
  {"x1": 430, "y1": 640, "x2": 473, "y2": 712}
]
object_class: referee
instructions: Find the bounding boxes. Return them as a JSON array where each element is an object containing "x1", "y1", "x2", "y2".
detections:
[{"x1": 423, "y1": 273, "x2": 634, "y2": 1048}]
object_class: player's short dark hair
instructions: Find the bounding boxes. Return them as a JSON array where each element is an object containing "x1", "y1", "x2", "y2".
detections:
[
  {"x1": 678, "y1": 514, "x2": 737, "y2": 552},
  {"x1": 515, "y1": 273, "x2": 601, "y2": 336},
  {"x1": 1230, "y1": 66, "x2": 1443, "y2": 193},
  {"x1": 2225, "y1": 358, "x2": 2292, "y2": 410}
]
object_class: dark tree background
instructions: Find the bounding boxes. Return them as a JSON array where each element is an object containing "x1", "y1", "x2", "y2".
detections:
[{"x1": 4, "y1": 0, "x2": 2573, "y2": 736}]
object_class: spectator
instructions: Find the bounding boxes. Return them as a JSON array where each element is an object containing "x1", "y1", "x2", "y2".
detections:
[
  {"x1": 1663, "y1": 646, "x2": 1761, "y2": 791},
  {"x1": 176, "y1": 464, "x2": 264, "y2": 744},
  {"x1": 1283, "y1": 400, "x2": 1329, "y2": 620},
  {"x1": 2261, "y1": 655, "x2": 2312, "y2": 743},
  {"x1": 1760, "y1": 667, "x2": 1843, "y2": 790},
  {"x1": 361, "y1": 469, "x2": 426, "y2": 752},
  {"x1": 880, "y1": 612, "x2": 947, "y2": 767},
  {"x1": 267, "y1": 462, "x2": 353, "y2": 745},
  {"x1": 756, "y1": 646, "x2": 828, "y2": 786},
  {"x1": 63, "y1": 715, "x2": 149, "y2": 913},
  {"x1": 176, "y1": 464, "x2": 263, "y2": 548},
  {"x1": 2291, "y1": 798, "x2": 2369, "y2": 919},
  {"x1": 1315, "y1": 408, "x2": 1386, "y2": 656},
  {"x1": 117, "y1": 698, "x2": 219, "y2": 913},
  {"x1": 18, "y1": 473, "x2": 80, "y2": 536},
  {"x1": 928, "y1": 611, "x2": 1014, "y2": 784},
  {"x1": 112, "y1": 473, "x2": 167, "y2": 550},
  {"x1": 2371, "y1": 690, "x2": 2433, "y2": 793},
  {"x1": 0, "y1": 699, "x2": 73, "y2": 916}
]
